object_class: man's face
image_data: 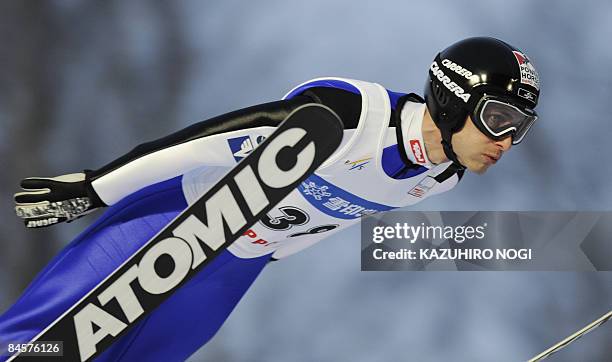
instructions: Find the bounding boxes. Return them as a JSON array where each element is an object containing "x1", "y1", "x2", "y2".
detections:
[{"x1": 451, "y1": 115, "x2": 512, "y2": 174}]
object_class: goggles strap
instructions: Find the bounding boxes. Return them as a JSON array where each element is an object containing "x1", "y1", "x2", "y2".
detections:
[
  {"x1": 434, "y1": 161, "x2": 466, "y2": 183},
  {"x1": 440, "y1": 126, "x2": 466, "y2": 171}
]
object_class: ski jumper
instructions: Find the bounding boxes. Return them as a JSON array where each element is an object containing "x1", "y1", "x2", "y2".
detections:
[{"x1": 1, "y1": 78, "x2": 461, "y2": 361}]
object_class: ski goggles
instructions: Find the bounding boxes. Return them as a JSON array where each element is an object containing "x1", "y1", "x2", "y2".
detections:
[{"x1": 473, "y1": 96, "x2": 538, "y2": 144}]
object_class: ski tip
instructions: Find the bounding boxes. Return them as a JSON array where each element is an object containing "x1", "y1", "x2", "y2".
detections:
[{"x1": 283, "y1": 103, "x2": 344, "y2": 140}]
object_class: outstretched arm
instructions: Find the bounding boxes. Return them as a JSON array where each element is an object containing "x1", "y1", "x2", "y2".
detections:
[
  {"x1": 14, "y1": 87, "x2": 362, "y2": 228},
  {"x1": 89, "y1": 96, "x2": 312, "y2": 205}
]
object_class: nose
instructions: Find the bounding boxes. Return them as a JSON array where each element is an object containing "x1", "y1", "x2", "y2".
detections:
[{"x1": 495, "y1": 136, "x2": 512, "y2": 152}]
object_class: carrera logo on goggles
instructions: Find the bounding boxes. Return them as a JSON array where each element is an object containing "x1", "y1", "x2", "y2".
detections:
[{"x1": 430, "y1": 61, "x2": 471, "y2": 103}]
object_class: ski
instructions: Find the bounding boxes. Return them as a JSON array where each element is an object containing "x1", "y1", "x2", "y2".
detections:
[
  {"x1": 8, "y1": 104, "x2": 344, "y2": 362},
  {"x1": 528, "y1": 310, "x2": 612, "y2": 361}
]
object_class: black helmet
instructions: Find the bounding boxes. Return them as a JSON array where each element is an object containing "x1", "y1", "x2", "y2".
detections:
[{"x1": 424, "y1": 37, "x2": 540, "y2": 167}]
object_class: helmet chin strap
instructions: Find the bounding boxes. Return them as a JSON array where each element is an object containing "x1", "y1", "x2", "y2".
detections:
[{"x1": 440, "y1": 129, "x2": 466, "y2": 170}]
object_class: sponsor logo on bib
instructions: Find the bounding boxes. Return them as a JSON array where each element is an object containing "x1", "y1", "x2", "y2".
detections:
[
  {"x1": 409, "y1": 140, "x2": 426, "y2": 164},
  {"x1": 345, "y1": 157, "x2": 372, "y2": 171},
  {"x1": 227, "y1": 135, "x2": 266, "y2": 162},
  {"x1": 299, "y1": 174, "x2": 393, "y2": 219}
]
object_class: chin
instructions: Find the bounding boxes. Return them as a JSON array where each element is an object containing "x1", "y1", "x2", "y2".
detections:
[{"x1": 467, "y1": 162, "x2": 490, "y2": 175}]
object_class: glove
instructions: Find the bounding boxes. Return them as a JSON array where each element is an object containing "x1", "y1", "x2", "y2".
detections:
[{"x1": 14, "y1": 172, "x2": 106, "y2": 228}]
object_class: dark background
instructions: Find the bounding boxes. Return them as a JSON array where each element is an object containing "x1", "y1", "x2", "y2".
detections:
[{"x1": 0, "y1": 1, "x2": 610, "y2": 361}]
